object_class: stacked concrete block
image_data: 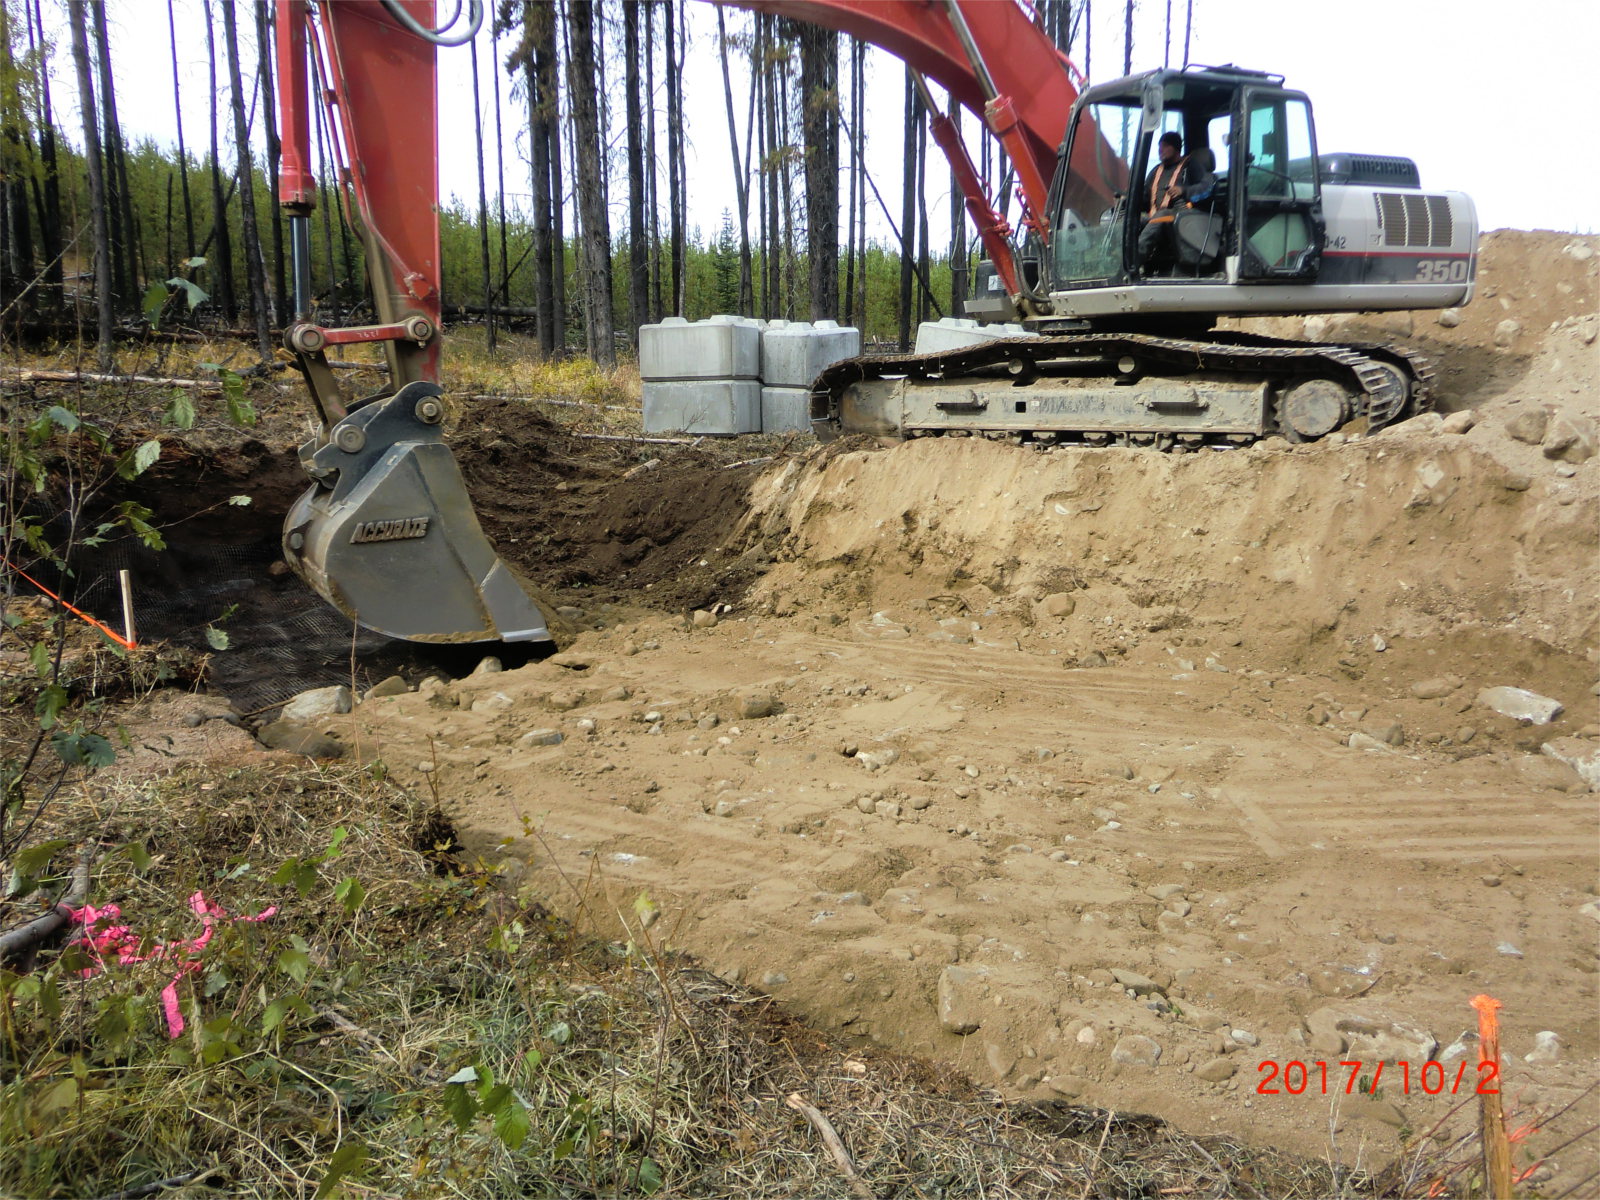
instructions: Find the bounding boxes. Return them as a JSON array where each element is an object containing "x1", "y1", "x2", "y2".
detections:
[
  {"x1": 639, "y1": 315, "x2": 762, "y2": 435},
  {"x1": 913, "y1": 317, "x2": 1038, "y2": 355},
  {"x1": 759, "y1": 319, "x2": 862, "y2": 433}
]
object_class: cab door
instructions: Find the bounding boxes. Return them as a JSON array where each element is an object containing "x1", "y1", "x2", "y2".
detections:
[{"x1": 1233, "y1": 88, "x2": 1324, "y2": 281}]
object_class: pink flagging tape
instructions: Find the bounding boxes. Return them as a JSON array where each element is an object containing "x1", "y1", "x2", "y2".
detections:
[{"x1": 70, "y1": 891, "x2": 279, "y2": 1037}]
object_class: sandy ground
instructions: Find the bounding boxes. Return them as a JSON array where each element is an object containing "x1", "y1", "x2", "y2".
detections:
[{"x1": 117, "y1": 230, "x2": 1600, "y2": 1186}]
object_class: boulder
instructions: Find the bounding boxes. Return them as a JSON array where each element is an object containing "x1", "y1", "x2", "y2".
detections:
[
  {"x1": 1037, "y1": 592, "x2": 1076, "y2": 618},
  {"x1": 1306, "y1": 1008, "x2": 1436, "y2": 1063},
  {"x1": 1504, "y1": 409, "x2": 1548, "y2": 445},
  {"x1": 1516, "y1": 755, "x2": 1587, "y2": 793},
  {"x1": 257, "y1": 720, "x2": 345, "y2": 759},
  {"x1": 1542, "y1": 737, "x2": 1600, "y2": 790},
  {"x1": 937, "y1": 966, "x2": 986, "y2": 1035},
  {"x1": 1195, "y1": 1057, "x2": 1236, "y2": 1082},
  {"x1": 280, "y1": 685, "x2": 352, "y2": 723},
  {"x1": 1410, "y1": 675, "x2": 1463, "y2": 700},
  {"x1": 1476, "y1": 686, "x2": 1563, "y2": 724},
  {"x1": 737, "y1": 690, "x2": 778, "y2": 719},
  {"x1": 1110, "y1": 1034, "x2": 1162, "y2": 1068},
  {"x1": 1543, "y1": 414, "x2": 1597, "y2": 463},
  {"x1": 1111, "y1": 968, "x2": 1162, "y2": 996},
  {"x1": 364, "y1": 675, "x2": 408, "y2": 700}
]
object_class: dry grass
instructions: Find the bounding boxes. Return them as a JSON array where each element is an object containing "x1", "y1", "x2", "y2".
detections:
[{"x1": 442, "y1": 326, "x2": 641, "y2": 411}]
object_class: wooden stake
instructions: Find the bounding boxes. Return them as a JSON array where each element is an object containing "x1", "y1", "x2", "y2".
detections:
[
  {"x1": 118, "y1": 568, "x2": 136, "y2": 647},
  {"x1": 1472, "y1": 994, "x2": 1514, "y2": 1198}
]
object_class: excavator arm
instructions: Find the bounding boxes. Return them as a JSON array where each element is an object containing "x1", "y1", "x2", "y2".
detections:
[{"x1": 274, "y1": 0, "x2": 551, "y2": 645}]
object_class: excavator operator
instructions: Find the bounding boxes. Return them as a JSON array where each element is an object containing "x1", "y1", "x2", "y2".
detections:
[{"x1": 1138, "y1": 131, "x2": 1215, "y2": 271}]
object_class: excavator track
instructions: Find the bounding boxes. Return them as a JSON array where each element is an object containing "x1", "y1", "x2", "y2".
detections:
[{"x1": 810, "y1": 331, "x2": 1434, "y2": 448}]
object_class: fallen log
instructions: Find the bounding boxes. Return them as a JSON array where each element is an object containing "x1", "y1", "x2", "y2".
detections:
[{"x1": 10, "y1": 369, "x2": 222, "y2": 390}]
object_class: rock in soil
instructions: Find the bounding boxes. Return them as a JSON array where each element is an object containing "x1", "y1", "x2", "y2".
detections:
[
  {"x1": 280, "y1": 685, "x2": 352, "y2": 722},
  {"x1": 257, "y1": 719, "x2": 345, "y2": 759},
  {"x1": 1476, "y1": 686, "x2": 1564, "y2": 724}
]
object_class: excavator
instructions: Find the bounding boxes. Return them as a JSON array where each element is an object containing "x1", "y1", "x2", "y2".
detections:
[{"x1": 273, "y1": 0, "x2": 1476, "y2": 646}]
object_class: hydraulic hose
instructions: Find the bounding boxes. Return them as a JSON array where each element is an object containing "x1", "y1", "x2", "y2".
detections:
[{"x1": 378, "y1": 0, "x2": 483, "y2": 47}]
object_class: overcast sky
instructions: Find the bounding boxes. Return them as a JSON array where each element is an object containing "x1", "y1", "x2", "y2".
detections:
[{"x1": 52, "y1": 0, "x2": 1600, "y2": 256}]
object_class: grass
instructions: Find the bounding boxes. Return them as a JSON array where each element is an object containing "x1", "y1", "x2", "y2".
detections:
[{"x1": 442, "y1": 326, "x2": 641, "y2": 412}]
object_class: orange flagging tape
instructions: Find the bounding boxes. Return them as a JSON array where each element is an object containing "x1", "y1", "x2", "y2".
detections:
[
  {"x1": 2, "y1": 558, "x2": 137, "y2": 651},
  {"x1": 1471, "y1": 993, "x2": 1503, "y2": 1065}
]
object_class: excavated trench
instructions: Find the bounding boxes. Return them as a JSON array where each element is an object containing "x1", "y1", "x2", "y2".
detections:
[
  {"x1": 61, "y1": 463, "x2": 498, "y2": 713},
  {"x1": 58, "y1": 416, "x2": 773, "y2": 713}
]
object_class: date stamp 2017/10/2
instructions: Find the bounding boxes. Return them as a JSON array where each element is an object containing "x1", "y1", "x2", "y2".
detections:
[{"x1": 1256, "y1": 1060, "x2": 1499, "y2": 1096}]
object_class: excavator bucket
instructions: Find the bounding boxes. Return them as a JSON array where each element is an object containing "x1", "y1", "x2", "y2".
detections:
[{"x1": 282, "y1": 382, "x2": 553, "y2": 644}]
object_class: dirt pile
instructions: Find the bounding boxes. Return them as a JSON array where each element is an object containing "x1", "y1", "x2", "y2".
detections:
[
  {"x1": 455, "y1": 398, "x2": 774, "y2": 610},
  {"x1": 739, "y1": 229, "x2": 1598, "y2": 683}
]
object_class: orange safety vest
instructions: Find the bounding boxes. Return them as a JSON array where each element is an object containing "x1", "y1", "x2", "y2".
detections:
[{"x1": 1147, "y1": 155, "x2": 1188, "y2": 221}]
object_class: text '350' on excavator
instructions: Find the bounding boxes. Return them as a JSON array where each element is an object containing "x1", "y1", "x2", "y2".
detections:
[{"x1": 274, "y1": 0, "x2": 1475, "y2": 646}]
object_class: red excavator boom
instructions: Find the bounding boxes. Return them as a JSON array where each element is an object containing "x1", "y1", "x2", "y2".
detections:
[{"x1": 724, "y1": 0, "x2": 1086, "y2": 301}]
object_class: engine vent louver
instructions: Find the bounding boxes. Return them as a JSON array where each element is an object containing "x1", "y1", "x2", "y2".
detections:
[{"x1": 1375, "y1": 192, "x2": 1455, "y2": 248}]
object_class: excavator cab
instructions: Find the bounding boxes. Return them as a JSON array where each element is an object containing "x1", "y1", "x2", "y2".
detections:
[{"x1": 1046, "y1": 67, "x2": 1325, "y2": 296}]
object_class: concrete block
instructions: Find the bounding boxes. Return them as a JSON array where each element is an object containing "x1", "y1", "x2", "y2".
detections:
[
  {"x1": 639, "y1": 315, "x2": 762, "y2": 381},
  {"x1": 913, "y1": 317, "x2": 1038, "y2": 355},
  {"x1": 761, "y1": 386, "x2": 814, "y2": 434},
  {"x1": 643, "y1": 379, "x2": 760, "y2": 435},
  {"x1": 761, "y1": 319, "x2": 861, "y2": 388}
]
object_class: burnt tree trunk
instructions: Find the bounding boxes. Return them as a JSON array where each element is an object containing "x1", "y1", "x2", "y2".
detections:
[
  {"x1": 67, "y1": 0, "x2": 113, "y2": 370},
  {"x1": 644, "y1": 0, "x2": 661, "y2": 321},
  {"x1": 89, "y1": 0, "x2": 136, "y2": 302},
  {"x1": 898, "y1": 71, "x2": 917, "y2": 350},
  {"x1": 949, "y1": 97, "x2": 966, "y2": 316},
  {"x1": 841, "y1": 38, "x2": 859, "y2": 328},
  {"x1": 490, "y1": 20, "x2": 509, "y2": 311},
  {"x1": 526, "y1": 0, "x2": 559, "y2": 355},
  {"x1": 565, "y1": 0, "x2": 614, "y2": 366},
  {"x1": 799, "y1": 24, "x2": 837, "y2": 321},
  {"x1": 469, "y1": 29, "x2": 495, "y2": 351},
  {"x1": 915, "y1": 106, "x2": 929, "y2": 326},
  {"x1": 221, "y1": 0, "x2": 271, "y2": 357},
  {"x1": 663, "y1": 0, "x2": 685, "y2": 314},
  {"x1": 623, "y1": 0, "x2": 648, "y2": 339},
  {"x1": 255, "y1": 1, "x2": 285, "y2": 321},
  {"x1": 753, "y1": 18, "x2": 767, "y2": 317},
  {"x1": 26, "y1": 0, "x2": 63, "y2": 303},
  {"x1": 166, "y1": 0, "x2": 195, "y2": 257},
  {"x1": 0, "y1": 2, "x2": 34, "y2": 301},
  {"x1": 716, "y1": 8, "x2": 753, "y2": 314},
  {"x1": 203, "y1": 0, "x2": 237, "y2": 322}
]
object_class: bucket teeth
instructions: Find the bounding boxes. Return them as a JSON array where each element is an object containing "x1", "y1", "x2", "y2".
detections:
[{"x1": 282, "y1": 383, "x2": 553, "y2": 644}]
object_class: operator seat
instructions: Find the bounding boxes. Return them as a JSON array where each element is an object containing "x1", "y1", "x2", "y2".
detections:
[{"x1": 1174, "y1": 147, "x2": 1224, "y2": 274}]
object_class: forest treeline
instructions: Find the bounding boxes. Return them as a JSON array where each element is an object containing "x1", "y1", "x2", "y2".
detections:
[{"x1": 0, "y1": 0, "x2": 1111, "y2": 368}]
